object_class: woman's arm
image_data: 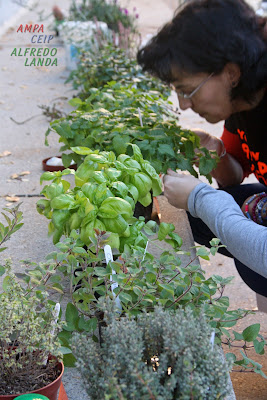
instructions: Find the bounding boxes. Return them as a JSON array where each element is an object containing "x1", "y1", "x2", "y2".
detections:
[{"x1": 163, "y1": 171, "x2": 267, "y2": 278}]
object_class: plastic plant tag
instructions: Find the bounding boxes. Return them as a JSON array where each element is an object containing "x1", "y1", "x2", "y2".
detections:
[
  {"x1": 137, "y1": 107, "x2": 143, "y2": 127},
  {"x1": 142, "y1": 241, "x2": 149, "y2": 262},
  {"x1": 52, "y1": 303, "x2": 60, "y2": 335},
  {"x1": 210, "y1": 330, "x2": 215, "y2": 350},
  {"x1": 104, "y1": 244, "x2": 122, "y2": 310},
  {"x1": 42, "y1": 303, "x2": 60, "y2": 365}
]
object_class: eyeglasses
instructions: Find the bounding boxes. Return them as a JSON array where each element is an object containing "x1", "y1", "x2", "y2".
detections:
[{"x1": 173, "y1": 72, "x2": 214, "y2": 99}]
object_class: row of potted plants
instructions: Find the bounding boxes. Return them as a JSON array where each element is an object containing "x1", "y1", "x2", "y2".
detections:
[
  {"x1": 1, "y1": 1, "x2": 266, "y2": 399},
  {"x1": 41, "y1": 8, "x2": 267, "y2": 396},
  {"x1": 1, "y1": 194, "x2": 266, "y2": 398}
]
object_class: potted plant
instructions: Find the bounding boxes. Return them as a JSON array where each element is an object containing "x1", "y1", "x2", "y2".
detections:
[
  {"x1": 68, "y1": 0, "x2": 138, "y2": 36},
  {"x1": 0, "y1": 271, "x2": 63, "y2": 400},
  {"x1": 24, "y1": 227, "x2": 266, "y2": 376},
  {"x1": 72, "y1": 306, "x2": 233, "y2": 399},
  {"x1": 37, "y1": 145, "x2": 163, "y2": 246},
  {"x1": 45, "y1": 83, "x2": 217, "y2": 181},
  {"x1": 0, "y1": 206, "x2": 64, "y2": 400},
  {"x1": 65, "y1": 43, "x2": 171, "y2": 100}
]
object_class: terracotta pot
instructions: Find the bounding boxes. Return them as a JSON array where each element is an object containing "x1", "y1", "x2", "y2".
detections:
[
  {"x1": 42, "y1": 156, "x2": 77, "y2": 172},
  {"x1": 0, "y1": 361, "x2": 64, "y2": 400}
]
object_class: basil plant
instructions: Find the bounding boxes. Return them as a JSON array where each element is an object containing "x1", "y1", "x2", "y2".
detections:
[{"x1": 37, "y1": 144, "x2": 163, "y2": 252}]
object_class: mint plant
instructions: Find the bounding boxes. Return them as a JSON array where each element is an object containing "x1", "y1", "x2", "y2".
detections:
[
  {"x1": 45, "y1": 83, "x2": 217, "y2": 180},
  {"x1": 21, "y1": 232, "x2": 266, "y2": 373},
  {"x1": 65, "y1": 43, "x2": 171, "y2": 99}
]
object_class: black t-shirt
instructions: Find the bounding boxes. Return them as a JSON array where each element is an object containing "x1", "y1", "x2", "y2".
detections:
[{"x1": 224, "y1": 90, "x2": 267, "y2": 185}]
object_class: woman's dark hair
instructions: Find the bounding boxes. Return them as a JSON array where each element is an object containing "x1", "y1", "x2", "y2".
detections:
[{"x1": 137, "y1": 0, "x2": 267, "y2": 102}]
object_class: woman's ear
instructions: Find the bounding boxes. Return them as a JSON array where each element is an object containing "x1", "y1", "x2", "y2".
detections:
[{"x1": 223, "y1": 62, "x2": 241, "y2": 87}]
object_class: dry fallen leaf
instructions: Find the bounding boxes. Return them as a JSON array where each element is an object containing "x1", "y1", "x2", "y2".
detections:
[
  {"x1": 19, "y1": 85, "x2": 27, "y2": 89},
  {"x1": 0, "y1": 150, "x2": 11, "y2": 157},
  {"x1": 10, "y1": 171, "x2": 31, "y2": 180},
  {"x1": 5, "y1": 196, "x2": 20, "y2": 202}
]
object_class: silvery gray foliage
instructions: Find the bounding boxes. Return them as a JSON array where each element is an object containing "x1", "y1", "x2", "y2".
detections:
[{"x1": 72, "y1": 306, "x2": 232, "y2": 400}]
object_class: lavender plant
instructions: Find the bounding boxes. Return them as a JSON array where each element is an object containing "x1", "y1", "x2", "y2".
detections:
[{"x1": 72, "y1": 306, "x2": 232, "y2": 400}]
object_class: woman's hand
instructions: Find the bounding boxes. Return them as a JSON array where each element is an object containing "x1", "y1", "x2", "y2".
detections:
[
  {"x1": 193, "y1": 129, "x2": 243, "y2": 187},
  {"x1": 163, "y1": 169, "x2": 202, "y2": 210},
  {"x1": 193, "y1": 129, "x2": 225, "y2": 157}
]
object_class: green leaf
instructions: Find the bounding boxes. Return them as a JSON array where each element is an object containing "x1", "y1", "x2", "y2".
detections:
[
  {"x1": 158, "y1": 144, "x2": 175, "y2": 157},
  {"x1": 65, "y1": 303, "x2": 79, "y2": 330},
  {"x1": 119, "y1": 292, "x2": 132, "y2": 304},
  {"x1": 138, "y1": 192, "x2": 152, "y2": 207},
  {"x1": 220, "y1": 327, "x2": 231, "y2": 338},
  {"x1": 98, "y1": 197, "x2": 132, "y2": 219},
  {"x1": 60, "y1": 346, "x2": 73, "y2": 355},
  {"x1": 196, "y1": 247, "x2": 210, "y2": 260},
  {"x1": 69, "y1": 97, "x2": 84, "y2": 107},
  {"x1": 51, "y1": 194, "x2": 75, "y2": 210},
  {"x1": 51, "y1": 283, "x2": 64, "y2": 294},
  {"x1": 130, "y1": 143, "x2": 143, "y2": 161},
  {"x1": 61, "y1": 153, "x2": 75, "y2": 168},
  {"x1": 158, "y1": 222, "x2": 175, "y2": 241},
  {"x1": 94, "y1": 267, "x2": 109, "y2": 277},
  {"x1": 71, "y1": 146, "x2": 93, "y2": 155},
  {"x1": 78, "y1": 316, "x2": 98, "y2": 332},
  {"x1": 253, "y1": 339, "x2": 265, "y2": 354},
  {"x1": 242, "y1": 324, "x2": 260, "y2": 342},
  {"x1": 112, "y1": 135, "x2": 131, "y2": 154},
  {"x1": 209, "y1": 238, "x2": 221, "y2": 246},
  {"x1": 63, "y1": 353, "x2": 76, "y2": 367},
  {"x1": 73, "y1": 246, "x2": 87, "y2": 254},
  {"x1": 40, "y1": 171, "x2": 55, "y2": 184},
  {"x1": 233, "y1": 331, "x2": 244, "y2": 341},
  {"x1": 225, "y1": 353, "x2": 236, "y2": 363},
  {"x1": 168, "y1": 232, "x2": 183, "y2": 248},
  {"x1": 199, "y1": 155, "x2": 216, "y2": 176},
  {"x1": 2, "y1": 275, "x2": 12, "y2": 291},
  {"x1": 159, "y1": 283, "x2": 174, "y2": 296},
  {"x1": 146, "y1": 272, "x2": 157, "y2": 284},
  {"x1": 53, "y1": 121, "x2": 74, "y2": 139},
  {"x1": 0, "y1": 265, "x2": 6, "y2": 276},
  {"x1": 133, "y1": 173, "x2": 152, "y2": 198}
]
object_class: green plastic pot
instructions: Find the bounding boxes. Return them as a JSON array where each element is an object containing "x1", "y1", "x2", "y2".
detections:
[{"x1": 15, "y1": 395, "x2": 49, "y2": 399}]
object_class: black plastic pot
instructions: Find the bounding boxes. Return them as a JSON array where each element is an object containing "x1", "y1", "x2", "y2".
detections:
[{"x1": 133, "y1": 198, "x2": 153, "y2": 222}]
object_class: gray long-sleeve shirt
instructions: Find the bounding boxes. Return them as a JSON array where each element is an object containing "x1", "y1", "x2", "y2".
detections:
[{"x1": 188, "y1": 183, "x2": 267, "y2": 278}]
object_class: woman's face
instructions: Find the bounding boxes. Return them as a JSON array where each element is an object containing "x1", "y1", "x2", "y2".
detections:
[{"x1": 170, "y1": 69, "x2": 236, "y2": 123}]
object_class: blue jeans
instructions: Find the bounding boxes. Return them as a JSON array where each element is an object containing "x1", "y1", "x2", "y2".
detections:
[{"x1": 187, "y1": 183, "x2": 267, "y2": 297}]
